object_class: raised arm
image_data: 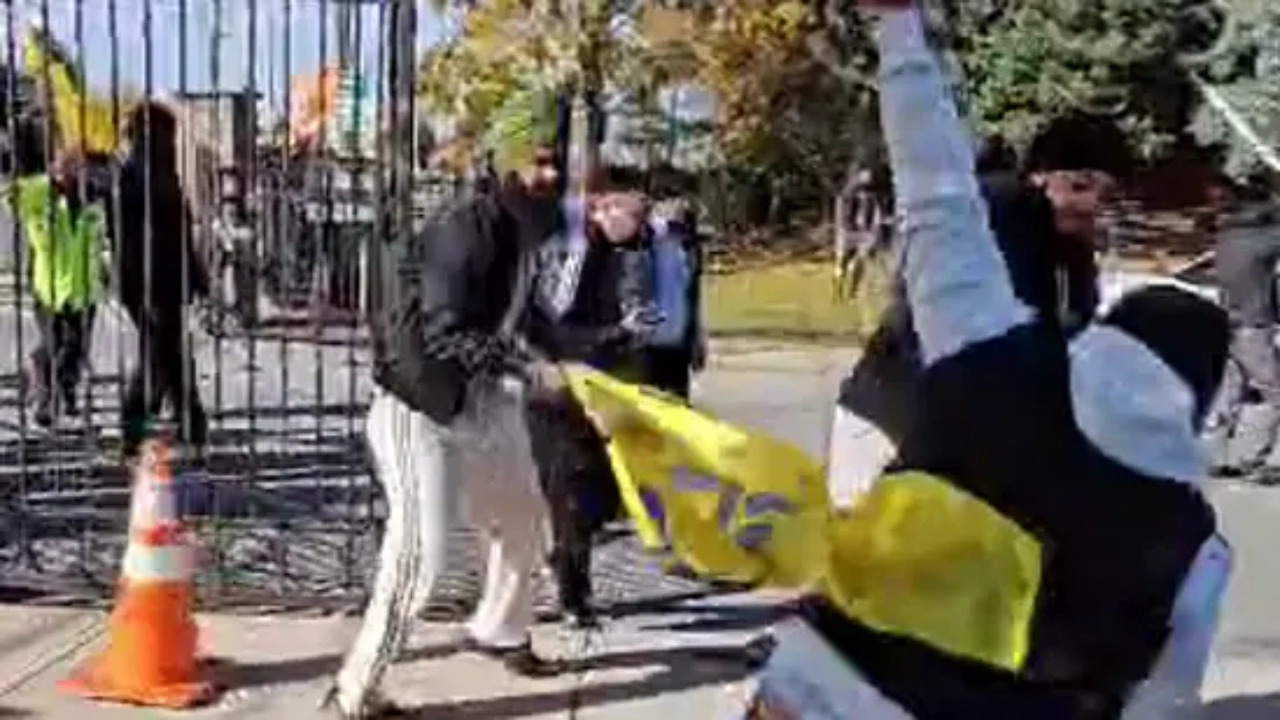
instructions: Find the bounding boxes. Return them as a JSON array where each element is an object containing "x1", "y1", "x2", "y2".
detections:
[{"x1": 870, "y1": 5, "x2": 1031, "y2": 365}]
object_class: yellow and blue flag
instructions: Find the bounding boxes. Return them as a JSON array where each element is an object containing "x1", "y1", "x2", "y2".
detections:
[
  {"x1": 563, "y1": 364, "x2": 1042, "y2": 672},
  {"x1": 563, "y1": 363, "x2": 831, "y2": 590}
]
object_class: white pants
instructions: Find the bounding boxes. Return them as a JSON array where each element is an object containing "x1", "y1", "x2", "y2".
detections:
[
  {"x1": 335, "y1": 380, "x2": 549, "y2": 710},
  {"x1": 826, "y1": 404, "x2": 897, "y2": 509}
]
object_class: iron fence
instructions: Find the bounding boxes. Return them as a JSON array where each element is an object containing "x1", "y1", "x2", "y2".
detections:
[
  {"x1": 0, "y1": 0, "x2": 705, "y2": 617},
  {"x1": 0, "y1": 0, "x2": 497, "y2": 612}
]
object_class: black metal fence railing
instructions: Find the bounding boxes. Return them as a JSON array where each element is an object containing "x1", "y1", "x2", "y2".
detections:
[
  {"x1": 0, "y1": 0, "x2": 475, "y2": 610},
  {"x1": 0, "y1": 0, "x2": 711, "y2": 618}
]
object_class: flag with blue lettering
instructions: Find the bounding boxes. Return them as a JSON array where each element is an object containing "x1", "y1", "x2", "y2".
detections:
[{"x1": 563, "y1": 364, "x2": 831, "y2": 589}]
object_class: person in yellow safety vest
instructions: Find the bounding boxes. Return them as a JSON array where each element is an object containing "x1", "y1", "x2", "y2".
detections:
[
  {"x1": 744, "y1": 1, "x2": 1232, "y2": 718},
  {"x1": 16, "y1": 149, "x2": 106, "y2": 428}
]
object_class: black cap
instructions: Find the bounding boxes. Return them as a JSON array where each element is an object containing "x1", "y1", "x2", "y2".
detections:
[{"x1": 1101, "y1": 285, "x2": 1229, "y2": 425}]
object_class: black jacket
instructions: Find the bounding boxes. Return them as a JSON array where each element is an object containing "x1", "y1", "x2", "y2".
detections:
[
  {"x1": 372, "y1": 186, "x2": 558, "y2": 424},
  {"x1": 114, "y1": 139, "x2": 208, "y2": 314},
  {"x1": 837, "y1": 179, "x2": 1100, "y2": 442},
  {"x1": 525, "y1": 232, "x2": 657, "y2": 381}
]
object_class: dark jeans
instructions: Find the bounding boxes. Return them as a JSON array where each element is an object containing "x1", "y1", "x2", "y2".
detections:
[
  {"x1": 122, "y1": 303, "x2": 207, "y2": 455},
  {"x1": 526, "y1": 389, "x2": 620, "y2": 614},
  {"x1": 645, "y1": 346, "x2": 693, "y2": 400},
  {"x1": 30, "y1": 303, "x2": 95, "y2": 411}
]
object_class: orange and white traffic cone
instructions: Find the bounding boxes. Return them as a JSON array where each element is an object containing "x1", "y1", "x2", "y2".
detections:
[{"x1": 59, "y1": 438, "x2": 215, "y2": 709}]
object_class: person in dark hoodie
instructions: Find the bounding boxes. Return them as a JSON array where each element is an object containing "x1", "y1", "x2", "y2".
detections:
[
  {"x1": 826, "y1": 109, "x2": 1129, "y2": 507},
  {"x1": 325, "y1": 137, "x2": 568, "y2": 718},
  {"x1": 114, "y1": 102, "x2": 210, "y2": 458},
  {"x1": 744, "y1": 3, "x2": 1230, "y2": 716}
]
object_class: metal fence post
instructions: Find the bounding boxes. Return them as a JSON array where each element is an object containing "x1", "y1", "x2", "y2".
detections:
[{"x1": 366, "y1": 0, "x2": 417, "y2": 320}]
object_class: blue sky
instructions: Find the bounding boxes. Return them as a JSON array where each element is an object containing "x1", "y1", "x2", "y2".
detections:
[{"x1": 6, "y1": 0, "x2": 450, "y2": 118}]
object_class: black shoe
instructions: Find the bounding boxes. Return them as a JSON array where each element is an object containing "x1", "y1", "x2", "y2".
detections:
[
  {"x1": 32, "y1": 402, "x2": 53, "y2": 429},
  {"x1": 460, "y1": 638, "x2": 569, "y2": 678},
  {"x1": 562, "y1": 605, "x2": 601, "y2": 630},
  {"x1": 1252, "y1": 465, "x2": 1280, "y2": 486},
  {"x1": 62, "y1": 393, "x2": 80, "y2": 417}
]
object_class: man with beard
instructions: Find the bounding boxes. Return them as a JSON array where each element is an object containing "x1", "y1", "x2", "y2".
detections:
[
  {"x1": 827, "y1": 109, "x2": 1130, "y2": 506},
  {"x1": 325, "y1": 131, "x2": 568, "y2": 718}
]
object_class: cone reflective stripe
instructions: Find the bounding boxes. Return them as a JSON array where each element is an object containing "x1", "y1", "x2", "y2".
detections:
[
  {"x1": 121, "y1": 544, "x2": 196, "y2": 584},
  {"x1": 58, "y1": 439, "x2": 215, "y2": 709}
]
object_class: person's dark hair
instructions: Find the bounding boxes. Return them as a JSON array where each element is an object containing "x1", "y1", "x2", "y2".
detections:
[
  {"x1": 593, "y1": 164, "x2": 646, "y2": 194},
  {"x1": 976, "y1": 133, "x2": 1018, "y2": 175},
  {"x1": 1025, "y1": 112, "x2": 1133, "y2": 181},
  {"x1": 125, "y1": 101, "x2": 179, "y2": 170},
  {"x1": 1102, "y1": 285, "x2": 1229, "y2": 427}
]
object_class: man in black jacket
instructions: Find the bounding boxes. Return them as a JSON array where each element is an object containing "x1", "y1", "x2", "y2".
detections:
[
  {"x1": 114, "y1": 102, "x2": 210, "y2": 458},
  {"x1": 827, "y1": 111, "x2": 1129, "y2": 506},
  {"x1": 327, "y1": 157, "x2": 567, "y2": 718}
]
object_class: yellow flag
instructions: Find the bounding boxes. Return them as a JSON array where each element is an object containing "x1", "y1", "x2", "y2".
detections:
[
  {"x1": 25, "y1": 29, "x2": 124, "y2": 154},
  {"x1": 564, "y1": 364, "x2": 1043, "y2": 672},
  {"x1": 563, "y1": 364, "x2": 831, "y2": 589}
]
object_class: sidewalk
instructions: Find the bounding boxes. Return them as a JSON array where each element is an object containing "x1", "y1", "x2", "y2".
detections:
[{"x1": 0, "y1": 592, "x2": 778, "y2": 719}]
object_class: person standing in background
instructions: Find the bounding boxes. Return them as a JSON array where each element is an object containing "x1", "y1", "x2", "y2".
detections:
[
  {"x1": 827, "y1": 111, "x2": 1128, "y2": 507},
  {"x1": 114, "y1": 102, "x2": 211, "y2": 459},
  {"x1": 645, "y1": 195, "x2": 706, "y2": 399},
  {"x1": 524, "y1": 167, "x2": 659, "y2": 628},
  {"x1": 16, "y1": 147, "x2": 107, "y2": 428},
  {"x1": 1207, "y1": 195, "x2": 1280, "y2": 479}
]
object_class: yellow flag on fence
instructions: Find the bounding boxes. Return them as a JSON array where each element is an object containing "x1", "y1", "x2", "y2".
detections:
[
  {"x1": 25, "y1": 28, "x2": 123, "y2": 154},
  {"x1": 563, "y1": 364, "x2": 831, "y2": 589}
]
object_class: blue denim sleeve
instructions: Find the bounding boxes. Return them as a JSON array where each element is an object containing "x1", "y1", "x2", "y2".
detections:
[{"x1": 873, "y1": 8, "x2": 1032, "y2": 366}]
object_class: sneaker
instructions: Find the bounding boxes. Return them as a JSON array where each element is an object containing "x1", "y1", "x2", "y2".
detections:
[{"x1": 459, "y1": 638, "x2": 569, "y2": 678}]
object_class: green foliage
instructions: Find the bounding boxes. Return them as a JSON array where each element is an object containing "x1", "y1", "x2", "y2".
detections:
[
  {"x1": 1188, "y1": 0, "x2": 1280, "y2": 181},
  {"x1": 951, "y1": 0, "x2": 1229, "y2": 157}
]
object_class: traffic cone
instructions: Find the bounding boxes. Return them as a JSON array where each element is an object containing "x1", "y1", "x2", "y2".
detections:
[{"x1": 59, "y1": 439, "x2": 215, "y2": 708}]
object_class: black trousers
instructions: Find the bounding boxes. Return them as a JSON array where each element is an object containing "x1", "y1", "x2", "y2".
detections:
[
  {"x1": 30, "y1": 303, "x2": 95, "y2": 408},
  {"x1": 525, "y1": 389, "x2": 620, "y2": 614},
  {"x1": 122, "y1": 303, "x2": 207, "y2": 454},
  {"x1": 645, "y1": 346, "x2": 693, "y2": 400}
]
